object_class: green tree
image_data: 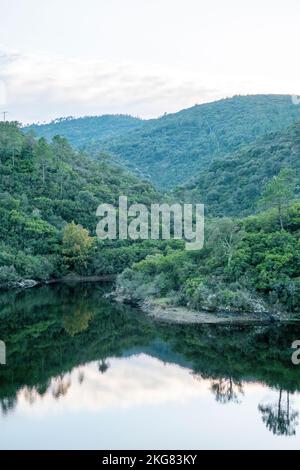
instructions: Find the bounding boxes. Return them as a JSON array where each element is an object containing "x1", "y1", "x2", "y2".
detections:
[
  {"x1": 35, "y1": 137, "x2": 52, "y2": 185},
  {"x1": 0, "y1": 122, "x2": 22, "y2": 166},
  {"x1": 259, "y1": 168, "x2": 296, "y2": 230},
  {"x1": 207, "y1": 218, "x2": 244, "y2": 268}
]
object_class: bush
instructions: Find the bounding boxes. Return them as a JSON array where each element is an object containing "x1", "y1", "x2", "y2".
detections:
[
  {"x1": 117, "y1": 268, "x2": 162, "y2": 302},
  {"x1": 0, "y1": 266, "x2": 19, "y2": 285},
  {"x1": 14, "y1": 253, "x2": 55, "y2": 281}
]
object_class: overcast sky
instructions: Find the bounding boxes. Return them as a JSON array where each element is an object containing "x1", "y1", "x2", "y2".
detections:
[{"x1": 0, "y1": 0, "x2": 299, "y2": 123}]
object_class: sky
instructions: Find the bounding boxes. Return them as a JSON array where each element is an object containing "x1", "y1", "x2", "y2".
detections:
[{"x1": 0, "y1": 0, "x2": 299, "y2": 123}]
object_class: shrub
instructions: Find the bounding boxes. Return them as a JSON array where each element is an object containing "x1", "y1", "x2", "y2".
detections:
[{"x1": 0, "y1": 266, "x2": 19, "y2": 285}]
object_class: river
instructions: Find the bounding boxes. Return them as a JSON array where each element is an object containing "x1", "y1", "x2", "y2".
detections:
[{"x1": 0, "y1": 283, "x2": 300, "y2": 449}]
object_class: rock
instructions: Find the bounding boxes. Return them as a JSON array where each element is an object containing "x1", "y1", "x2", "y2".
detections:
[{"x1": 13, "y1": 279, "x2": 38, "y2": 289}]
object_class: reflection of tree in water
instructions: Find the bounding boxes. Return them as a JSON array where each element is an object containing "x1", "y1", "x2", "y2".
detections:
[
  {"x1": 51, "y1": 374, "x2": 72, "y2": 400},
  {"x1": 1, "y1": 383, "x2": 50, "y2": 415},
  {"x1": 3, "y1": 284, "x2": 300, "y2": 428},
  {"x1": 0, "y1": 396, "x2": 16, "y2": 416},
  {"x1": 1, "y1": 358, "x2": 111, "y2": 414},
  {"x1": 98, "y1": 359, "x2": 109, "y2": 374},
  {"x1": 258, "y1": 390, "x2": 299, "y2": 436},
  {"x1": 210, "y1": 377, "x2": 244, "y2": 404},
  {"x1": 35, "y1": 381, "x2": 50, "y2": 397},
  {"x1": 78, "y1": 369, "x2": 85, "y2": 384},
  {"x1": 23, "y1": 386, "x2": 40, "y2": 405},
  {"x1": 63, "y1": 306, "x2": 94, "y2": 337}
]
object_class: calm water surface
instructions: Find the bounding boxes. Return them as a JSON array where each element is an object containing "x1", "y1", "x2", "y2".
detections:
[{"x1": 0, "y1": 284, "x2": 300, "y2": 449}]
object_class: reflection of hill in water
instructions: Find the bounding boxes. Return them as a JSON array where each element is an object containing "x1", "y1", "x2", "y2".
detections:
[
  {"x1": 0, "y1": 284, "x2": 300, "y2": 422},
  {"x1": 122, "y1": 339, "x2": 194, "y2": 370}
]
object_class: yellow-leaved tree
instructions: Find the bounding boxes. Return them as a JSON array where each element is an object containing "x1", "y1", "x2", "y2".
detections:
[{"x1": 62, "y1": 222, "x2": 94, "y2": 272}]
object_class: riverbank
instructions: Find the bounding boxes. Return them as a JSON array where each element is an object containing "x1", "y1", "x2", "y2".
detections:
[
  {"x1": 46, "y1": 274, "x2": 115, "y2": 284},
  {"x1": 140, "y1": 297, "x2": 284, "y2": 324},
  {"x1": 2, "y1": 279, "x2": 295, "y2": 324},
  {"x1": 1, "y1": 274, "x2": 115, "y2": 291},
  {"x1": 110, "y1": 285, "x2": 290, "y2": 324}
]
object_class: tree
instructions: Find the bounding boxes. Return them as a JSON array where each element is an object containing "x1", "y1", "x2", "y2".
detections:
[
  {"x1": 52, "y1": 135, "x2": 71, "y2": 198},
  {"x1": 0, "y1": 122, "x2": 22, "y2": 166},
  {"x1": 258, "y1": 390, "x2": 299, "y2": 436},
  {"x1": 208, "y1": 218, "x2": 244, "y2": 268},
  {"x1": 259, "y1": 168, "x2": 296, "y2": 230},
  {"x1": 62, "y1": 222, "x2": 94, "y2": 271},
  {"x1": 35, "y1": 137, "x2": 52, "y2": 185},
  {"x1": 10, "y1": 128, "x2": 22, "y2": 167}
]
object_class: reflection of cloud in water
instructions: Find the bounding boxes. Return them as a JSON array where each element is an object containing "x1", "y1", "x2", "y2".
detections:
[
  {"x1": 16, "y1": 354, "x2": 213, "y2": 416},
  {"x1": 9, "y1": 353, "x2": 300, "y2": 441}
]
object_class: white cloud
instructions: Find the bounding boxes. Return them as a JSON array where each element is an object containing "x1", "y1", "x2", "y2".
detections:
[
  {"x1": 1, "y1": 1, "x2": 300, "y2": 123},
  {"x1": 0, "y1": 49, "x2": 226, "y2": 123},
  {"x1": 1, "y1": 44, "x2": 298, "y2": 124}
]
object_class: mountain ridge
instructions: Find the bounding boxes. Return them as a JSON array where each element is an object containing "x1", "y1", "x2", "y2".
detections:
[
  {"x1": 25, "y1": 94, "x2": 300, "y2": 189},
  {"x1": 25, "y1": 114, "x2": 145, "y2": 149}
]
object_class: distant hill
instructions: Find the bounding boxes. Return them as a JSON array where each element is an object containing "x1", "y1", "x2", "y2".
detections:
[
  {"x1": 25, "y1": 95, "x2": 300, "y2": 189},
  {"x1": 171, "y1": 122, "x2": 300, "y2": 217},
  {"x1": 25, "y1": 114, "x2": 144, "y2": 149}
]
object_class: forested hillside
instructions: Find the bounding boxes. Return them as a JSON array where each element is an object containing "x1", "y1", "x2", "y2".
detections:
[
  {"x1": 26, "y1": 114, "x2": 144, "y2": 149},
  {"x1": 172, "y1": 122, "x2": 300, "y2": 216},
  {"x1": 26, "y1": 95, "x2": 300, "y2": 189},
  {"x1": 2, "y1": 119, "x2": 300, "y2": 315},
  {"x1": 0, "y1": 122, "x2": 161, "y2": 286},
  {"x1": 118, "y1": 202, "x2": 300, "y2": 315}
]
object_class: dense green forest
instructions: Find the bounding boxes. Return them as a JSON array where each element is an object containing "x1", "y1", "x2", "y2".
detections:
[
  {"x1": 2, "y1": 94, "x2": 300, "y2": 317},
  {"x1": 118, "y1": 200, "x2": 300, "y2": 315},
  {"x1": 26, "y1": 114, "x2": 143, "y2": 149},
  {"x1": 26, "y1": 95, "x2": 300, "y2": 189},
  {"x1": 0, "y1": 122, "x2": 169, "y2": 286},
  {"x1": 172, "y1": 122, "x2": 300, "y2": 216}
]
